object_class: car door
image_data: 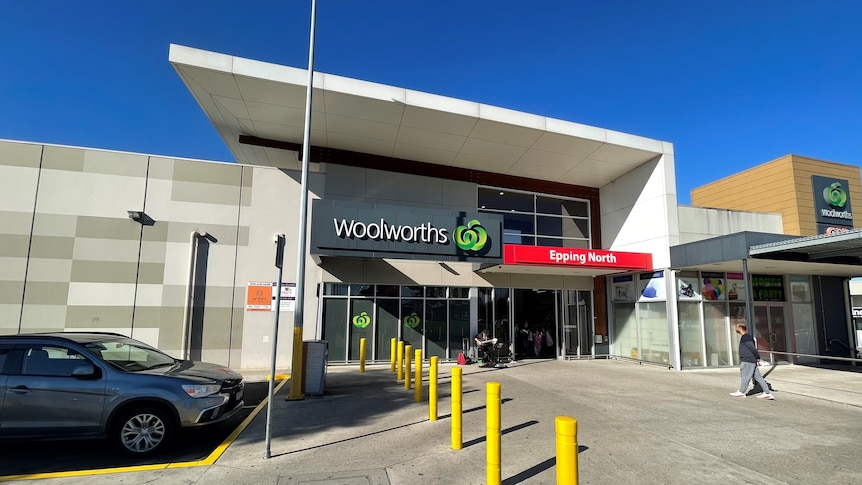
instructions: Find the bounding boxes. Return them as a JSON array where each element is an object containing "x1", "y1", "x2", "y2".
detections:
[
  {"x1": 2, "y1": 343, "x2": 108, "y2": 436},
  {"x1": 0, "y1": 344, "x2": 11, "y2": 423}
]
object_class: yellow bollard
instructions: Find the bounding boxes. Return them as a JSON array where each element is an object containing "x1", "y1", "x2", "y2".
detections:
[
  {"x1": 451, "y1": 367, "x2": 462, "y2": 450},
  {"x1": 429, "y1": 356, "x2": 438, "y2": 421},
  {"x1": 555, "y1": 416, "x2": 578, "y2": 485},
  {"x1": 286, "y1": 327, "x2": 305, "y2": 401},
  {"x1": 414, "y1": 349, "x2": 423, "y2": 402},
  {"x1": 397, "y1": 341, "x2": 404, "y2": 381},
  {"x1": 404, "y1": 345, "x2": 412, "y2": 390},
  {"x1": 359, "y1": 338, "x2": 366, "y2": 373},
  {"x1": 390, "y1": 338, "x2": 397, "y2": 372},
  {"x1": 486, "y1": 381, "x2": 501, "y2": 485}
]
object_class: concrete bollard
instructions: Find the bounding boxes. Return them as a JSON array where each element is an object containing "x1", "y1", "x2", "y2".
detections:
[
  {"x1": 451, "y1": 367, "x2": 462, "y2": 450},
  {"x1": 397, "y1": 341, "x2": 404, "y2": 381},
  {"x1": 414, "y1": 349, "x2": 423, "y2": 402},
  {"x1": 555, "y1": 416, "x2": 578, "y2": 484},
  {"x1": 404, "y1": 345, "x2": 412, "y2": 390},
  {"x1": 390, "y1": 338, "x2": 397, "y2": 372},
  {"x1": 359, "y1": 338, "x2": 366, "y2": 373},
  {"x1": 487, "y1": 381, "x2": 501, "y2": 485},
  {"x1": 429, "y1": 356, "x2": 438, "y2": 421}
]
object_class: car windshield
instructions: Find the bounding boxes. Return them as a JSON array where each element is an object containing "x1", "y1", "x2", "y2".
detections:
[{"x1": 84, "y1": 337, "x2": 177, "y2": 372}]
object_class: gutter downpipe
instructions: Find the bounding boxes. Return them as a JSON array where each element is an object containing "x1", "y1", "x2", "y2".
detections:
[{"x1": 182, "y1": 231, "x2": 204, "y2": 360}]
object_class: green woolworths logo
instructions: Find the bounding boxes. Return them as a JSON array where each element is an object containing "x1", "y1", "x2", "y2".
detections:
[
  {"x1": 454, "y1": 219, "x2": 488, "y2": 251},
  {"x1": 404, "y1": 312, "x2": 421, "y2": 328},
  {"x1": 352, "y1": 311, "x2": 371, "y2": 328},
  {"x1": 823, "y1": 182, "x2": 848, "y2": 208}
]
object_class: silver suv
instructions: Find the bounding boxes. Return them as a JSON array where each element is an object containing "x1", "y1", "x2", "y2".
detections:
[{"x1": 0, "y1": 332, "x2": 244, "y2": 456}]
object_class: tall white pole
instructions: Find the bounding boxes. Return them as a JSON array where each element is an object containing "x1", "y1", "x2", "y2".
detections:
[{"x1": 287, "y1": 0, "x2": 317, "y2": 401}]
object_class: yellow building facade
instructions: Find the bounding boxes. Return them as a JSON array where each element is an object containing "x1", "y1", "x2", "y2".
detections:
[{"x1": 691, "y1": 154, "x2": 862, "y2": 236}]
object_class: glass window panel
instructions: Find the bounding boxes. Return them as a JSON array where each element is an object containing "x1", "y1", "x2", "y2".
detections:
[
  {"x1": 449, "y1": 287, "x2": 470, "y2": 299},
  {"x1": 478, "y1": 287, "x2": 493, "y2": 348},
  {"x1": 613, "y1": 303, "x2": 638, "y2": 359},
  {"x1": 503, "y1": 213, "x2": 535, "y2": 237},
  {"x1": 401, "y1": 299, "x2": 424, "y2": 349},
  {"x1": 376, "y1": 299, "x2": 400, "y2": 361},
  {"x1": 790, "y1": 276, "x2": 812, "y2": 302},
  {"x1": 639, "y1": 302, "x2": 670, "y2": 365},
  {"x1": 322, "y1": 299, "x2": 348, "y2": 361},
  {"x1": 537, "y1": 196, "x2": 588, "y2": 217},
  {"x1": 478, "y1": 188, "x2": 534, "y2": 212},
  {"x1": 425, "y1": 300, "x2": 448, "y2": 358},
  {"x1": 348, "y1": 299, "x2": 374, "y2": 360},
  {"x1": 401, "y1": 286, "x2": 424, "y2": 298},
  {"x1": 324, "y1": 283, "x2": 349, "y2": 296},
  {"x1": 562, "y1": 218, "x2": 589, "y2": 239},
  {"x1": 493, "y1": 288, "x2": 510, "y2": 343},
  {"x1": 449, "y1": 300, "x2": 471, "y2": 358},
  {"x1": 678, "y1": 302, "x2": 703, "y2": 367},
  {"x1": 376, "y1": 285, "x2": 399, "y2": 297},
  {"x1": 350, "y1": 284, "x2": 375, "y2": 297},
  {"x1": 426, "y1": 286, "x2": 447, "y2": 299},
  {"x1": 536, "y1": 216, "x2": 563, "y2": 238},
  {"x1": 504, "y1": 232, "x2": 534, "y2": 245},
  {"x1": 536, "y1": 237, "x2": 590, "y2": 249},
  {"x1": 704, "y1": 302, "x2": 730, "y2": 366}
]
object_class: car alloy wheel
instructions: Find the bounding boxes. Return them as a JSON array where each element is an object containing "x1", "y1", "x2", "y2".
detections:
[{"x1": 116, "y1": 407, "x2": 173, "y2": 456}]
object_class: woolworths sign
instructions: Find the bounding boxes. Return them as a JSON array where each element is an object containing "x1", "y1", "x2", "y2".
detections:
[
  {"x1": 813, "y1": 175, "x2": 854, "y2": 227},
  {"x1": 311, "y1": 200, "x2": 503, "y2": 262}
]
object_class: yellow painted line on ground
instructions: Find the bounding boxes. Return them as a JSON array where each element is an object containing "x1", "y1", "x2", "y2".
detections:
[{"x1": 0, "y1": 375, "x2": 290, "y2": 481}]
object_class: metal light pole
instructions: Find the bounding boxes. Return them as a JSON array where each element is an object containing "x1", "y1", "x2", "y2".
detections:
[{"x1": 287, "y1": 0, "x2": 317, "y2": 401}]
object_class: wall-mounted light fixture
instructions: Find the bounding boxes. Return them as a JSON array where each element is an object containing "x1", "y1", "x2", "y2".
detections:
[{"x1": 127, "y1": 210, "x2": 155, "y2": 226}]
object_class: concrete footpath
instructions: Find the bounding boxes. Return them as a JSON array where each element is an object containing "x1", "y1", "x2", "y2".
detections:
[{"x1": 33, "y1": 360, "x2": 862, "y2": 484}]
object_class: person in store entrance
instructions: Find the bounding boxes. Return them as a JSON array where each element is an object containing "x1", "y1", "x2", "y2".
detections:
[
  {"x1": 730, "y1": 323, "x2": 775, "y2": 400},
  {"x1": 475, "y1": 328, "x2": 494, "y2": 363}
]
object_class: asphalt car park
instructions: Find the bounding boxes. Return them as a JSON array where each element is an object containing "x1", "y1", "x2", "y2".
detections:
[{"x1": 0, "y1": 380, "x2": 270, "y2": 477}]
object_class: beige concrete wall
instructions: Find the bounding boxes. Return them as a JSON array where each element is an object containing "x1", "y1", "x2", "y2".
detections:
[{"x1": 677, "y1": 205, "x2": 784, "y2": 244}]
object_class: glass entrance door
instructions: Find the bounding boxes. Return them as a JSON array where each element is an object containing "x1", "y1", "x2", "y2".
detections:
[
  {"x1": 561, "y1": 290, "x2": 593, "y2": 358},
  {"x1": 754, "y1": 304, "x2": 788, "y2": 362}
]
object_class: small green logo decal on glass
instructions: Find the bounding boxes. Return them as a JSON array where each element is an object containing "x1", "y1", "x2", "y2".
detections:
[
  {"x1": 454, "y1": 219, "x2": 488, "y2": 251},
  {"x1": 352, "y1": 311, "x2": 371, "y2": 328},
  {"x1": 404, "y1": 312, "x2": 421, "y2": 329},
  {"x1": 823, "y1": 182, "x2": 848, "y2": 208}
]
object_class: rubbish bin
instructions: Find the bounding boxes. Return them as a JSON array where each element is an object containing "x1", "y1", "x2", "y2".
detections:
[{"x1": 302, "y1": 340, "x2": 328, "y2": 395}]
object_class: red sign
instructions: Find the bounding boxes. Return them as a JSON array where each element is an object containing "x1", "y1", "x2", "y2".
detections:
[{"x1": 503, "y1": 244, "x2": 652, "y2": 271}]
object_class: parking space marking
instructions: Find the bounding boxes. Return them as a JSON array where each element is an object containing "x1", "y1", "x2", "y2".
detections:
[{"x1": 0, "y1": 376, "x2": 289, "y2": 481}]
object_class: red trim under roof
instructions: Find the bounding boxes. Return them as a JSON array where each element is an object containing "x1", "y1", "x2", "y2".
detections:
[{"x1": 503, "y1": 244, "x2": 653, "y2": 271}]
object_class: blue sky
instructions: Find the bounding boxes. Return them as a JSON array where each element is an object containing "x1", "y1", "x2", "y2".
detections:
[{"x1": 1, "y1": 1, "x2": 860, "y2": 204}]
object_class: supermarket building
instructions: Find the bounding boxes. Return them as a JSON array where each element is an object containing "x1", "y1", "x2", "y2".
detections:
[{"x1": 1, "y1": 44, "x2": 859, "y2": 372}]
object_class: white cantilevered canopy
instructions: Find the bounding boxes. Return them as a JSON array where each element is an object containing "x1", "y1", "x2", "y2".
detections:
[{"x1": 168, "y1": 44, "x2": 670, "y2": 188}]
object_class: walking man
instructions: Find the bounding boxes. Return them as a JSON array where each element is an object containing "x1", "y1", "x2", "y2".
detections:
[{"x1": 730, "y1": 323, "x2": 775, "y2": 400}]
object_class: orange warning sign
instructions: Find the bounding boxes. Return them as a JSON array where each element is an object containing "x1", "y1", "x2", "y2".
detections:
[{"x1": 246, "y1": 282, "x2": 273, "y2": 311}]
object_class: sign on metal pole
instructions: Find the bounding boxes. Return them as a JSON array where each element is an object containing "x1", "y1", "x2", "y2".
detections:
[{"x1": 265, "y1": 233, "x2": 286, "y2": 458}]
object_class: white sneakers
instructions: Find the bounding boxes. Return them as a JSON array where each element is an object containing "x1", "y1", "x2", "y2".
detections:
[{"x1": 729, "y1": 390, "x2": 775, "y2": 400}]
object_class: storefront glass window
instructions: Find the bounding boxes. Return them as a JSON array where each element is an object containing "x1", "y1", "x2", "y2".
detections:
[
  {"x1": 322, "y1": 299, "x2": 348, "y2": 359},
  {"x1": 402, "y1": 286, "x2": 423, "y2": 298},
  {"x1": 704, "y1": 302, "x2": 731, "y2": 366},
  {"x1": 348, "y1": 299, "x2": 374, "y2": 360},
  {"x1": 376, "y1": 285, "x2": 399, "y2": 297},
  {"x1": 678, "y1": 302, "x2": 702, "y2": 367},
  {"x1": 426, "y1": 286, "x2": 447, "y2": 299},
  {"x1": 324, "y1": 283, "x2": 349, "y2": 296},
  {"x1": 613, "y1": 303, "x2": 638, "y2": 359},
  {"x1": 639, "y1": 302, "x2": 669, "y2": 364},
  {"x1": 425, "y1": 300, "x2": 448, "y2": 358},
  {"x1": 401, "y1": 299, "x2": 424, "y2": 349},
  {"x1": 376, "y1": 299, "x2": 399, "y2": 361},
  {"x1": 479, "y1": 186, "x2": 590, "y2": 248},
  {"x1": 449, "y1": 287, "x2": 470, "y2": 299},
  {"x1": 350, "y1": 284, "x2": 375, "y2": 297},
  {"x1": 729, "y1": 302, "x2": 746, "y2": 365},
  {"x1": 449, "y1": 300, "x2": 471, "y2": 358}
]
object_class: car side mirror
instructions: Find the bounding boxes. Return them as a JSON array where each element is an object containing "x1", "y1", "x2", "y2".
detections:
[{"x1": 72, "y1": 364, "x2": 97, "y2": 378}]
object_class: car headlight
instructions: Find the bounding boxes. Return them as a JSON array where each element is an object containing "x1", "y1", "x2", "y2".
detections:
[{"x1": 182, "y1": 384, "x2": 222, "y2": 398}]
